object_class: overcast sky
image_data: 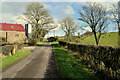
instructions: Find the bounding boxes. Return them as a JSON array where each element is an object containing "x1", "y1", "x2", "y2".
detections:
[{"x1": 0, "y1": 0, "x2": 119, "y2": 38}]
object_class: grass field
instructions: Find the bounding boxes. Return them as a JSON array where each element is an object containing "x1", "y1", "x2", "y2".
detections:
[
  {"x1": 76, "y1": 32, "x2": 118, "y2": 47},
  {"x1": 2, "y1": 50, "x2": 31, "y2": 70},
  {"x1": 52, "y1": 42, "x2": 100, "y2": 79},
  {"x1": 59, "y1": 32, "x2": 119, "y2": 47}
]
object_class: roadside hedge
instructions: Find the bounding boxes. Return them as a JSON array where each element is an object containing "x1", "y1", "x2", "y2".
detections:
[
  {"x1": 2, "y1": 44, "x2": 23, "y2": 56},
  {"x1": 59, "y1": 41, "x2": 67, "y2": 47},
  {"x1": 2, "y1": 45, "x2": 14, "y2": 56},
  {"x1": 59, "y1": 41, "x2": 120, "y2": 80}
]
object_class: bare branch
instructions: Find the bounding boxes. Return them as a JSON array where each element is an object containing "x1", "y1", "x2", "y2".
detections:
[
  {"x1": 78, "y1": 2, "x2": 109, "y2": 45},
  {"x1": 19, "y1": 2, "x2": 55, "y2": 40},
  {"x1": 59, "y1": 16, "x2": 78, "y2": 41}
]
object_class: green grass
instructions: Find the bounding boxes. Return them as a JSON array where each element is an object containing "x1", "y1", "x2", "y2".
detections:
[
  {"x1": 36, "y1": 41, "x2": 46, "y2": 46},
  {"x1": 2, "y1": 50, "x2": 31, "y2": 70},
  {"x1": 52, "y1": 41, "x2": 59, "y2": 45},
  {"x1": 58, "y1": 32, "x2": 119, "y2": 47},
  {"x1": 76, "y1": 32, "x2": 118, "y2": 47},
  {"x1": 58, "y1": 37, "x2": 67, "y2": 41},
  {"x1": 52, "y1": 42, "x2": 100, "y2": 80}
]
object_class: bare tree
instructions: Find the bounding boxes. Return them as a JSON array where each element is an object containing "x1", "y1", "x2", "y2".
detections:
[
  {"x1": 19, "y1": 2, "x2": 55, "y2": 41},
  {"x1": 111, "y1": 2, "x2": 120, "y2": 35},
  {"x1": 59, "y1": 16, "x2": 77, "y2": 41},
  {"x1": 78, "y1": 3, "x2": 109, "y2": 45}
]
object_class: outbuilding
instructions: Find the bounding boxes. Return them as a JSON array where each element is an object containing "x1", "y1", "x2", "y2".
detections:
[{"x1": 0, "y1": 23, "x2": 26, "y2": 43}]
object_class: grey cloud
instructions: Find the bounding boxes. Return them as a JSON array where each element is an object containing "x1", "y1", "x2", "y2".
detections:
[
  {"x1": 2, "y1": 2, "x2": 28, "y2": 15},
  {"x1": 1, "y1": 2, "x2": 30, "y2": 23}
]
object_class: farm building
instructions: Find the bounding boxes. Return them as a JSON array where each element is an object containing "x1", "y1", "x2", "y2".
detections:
[{"x1": 0, "y1": 23, "x2": 26, "y2": 43}]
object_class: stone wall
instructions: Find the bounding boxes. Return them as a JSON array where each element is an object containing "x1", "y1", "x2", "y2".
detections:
[
  {"x1": 0, "y1": 31, "x2": 25, "y2": 43},
  {"x1": 0, "y1": 31, "x2": 6, "y2": 37},
  {"x1": 2, "y1": 44, "x2": 23, "y2": 56}
]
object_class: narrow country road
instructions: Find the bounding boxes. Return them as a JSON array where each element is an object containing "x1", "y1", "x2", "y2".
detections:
[{"x1": 2, "y1": 42, "x2": 59, "y2": 79}]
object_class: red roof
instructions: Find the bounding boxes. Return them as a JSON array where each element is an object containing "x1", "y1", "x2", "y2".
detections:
[{"x1": 0, "y1": 23, "x2": 25, "y2": 31}]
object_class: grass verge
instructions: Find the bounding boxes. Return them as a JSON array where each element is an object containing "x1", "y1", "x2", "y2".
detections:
[
  {"x1": 52, "y1": 42, "x2": 100, "y2": 80},
  {"x1": 36, "y1": 41, "x2": 46, "y2": 46},
  {"x1": 2, "y1": 50, "x2": 31, "y2": 70}
]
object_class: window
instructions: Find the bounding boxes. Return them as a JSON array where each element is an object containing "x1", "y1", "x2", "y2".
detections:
[{"x1": 15, "y1": 34, "x2": 19, "y2": 38}]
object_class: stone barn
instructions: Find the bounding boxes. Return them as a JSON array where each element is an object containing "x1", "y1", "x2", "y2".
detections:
[{"x1": 0, "y1": 23, "x2": 26, "y2": 43}]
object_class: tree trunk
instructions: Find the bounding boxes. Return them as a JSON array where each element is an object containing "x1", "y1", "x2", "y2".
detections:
[
  {"x1": 93, "y1": 31, "x2": 99, "y2": 45},
  {"x1": 97, "y1": 33, "x2": 102, "y2": 45},
  {"x1": 118, "y1": 23, "x2": 120, "y2": 35},
  {"x1": 67, "y1": 34, "x2": 71, "y2": 42},
  {"x1": 118, "y1": 23, "x2": 120, "y2": 46},
  {"x1": 78, "y1": 32, "x2": 80, "y2": 38}
]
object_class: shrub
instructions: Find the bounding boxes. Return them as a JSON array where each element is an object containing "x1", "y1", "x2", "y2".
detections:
[
  {"x1": 28, "y1": 38, "x2": 37, "y2": 45},
  {"x1": 17, "y1": 44, "x2": 23, "y2": 50},
  {"x1": 13, "y1": 41, "x2": 21, "y2": 44},
  {"x1": 2, "y1": 45, "x2": 14, "y2": 56},
  {"x1": 47, "y1": 37, "x2": 58, "y2": 42},
  {"x1": 2, "y1": 37, "x2": 6, "y2": 42},
  {"x1": 59, "y1": 41, "x2": 67, "y2": 47}
]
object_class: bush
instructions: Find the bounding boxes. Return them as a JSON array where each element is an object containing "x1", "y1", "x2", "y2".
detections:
[
  {"x1": 59, "y1": 41, "x2": 67, "y2": 47},
  {"x1": 17, "y1": 44, "x2": 23, "y2": 50},
  {"x1": 47, "y1": 37, "x2": 58, "y2": 42},
  {"x1": 28, "y1": 38, "x2": 37, "y2": 45},
  {"x1": 2, "y1": 45, "x2": 14, "y2": 56},
  {"x1": 2, "y1": 43, "x2": 24, "y2": 56},
  {"x1": 2, "y1": 37, "x2": 6, "y2": 42}
]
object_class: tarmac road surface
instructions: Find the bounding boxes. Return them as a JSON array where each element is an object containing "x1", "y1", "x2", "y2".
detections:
[{"x1": 2, "y1": 42, "x2": 59, "y2": 79}]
